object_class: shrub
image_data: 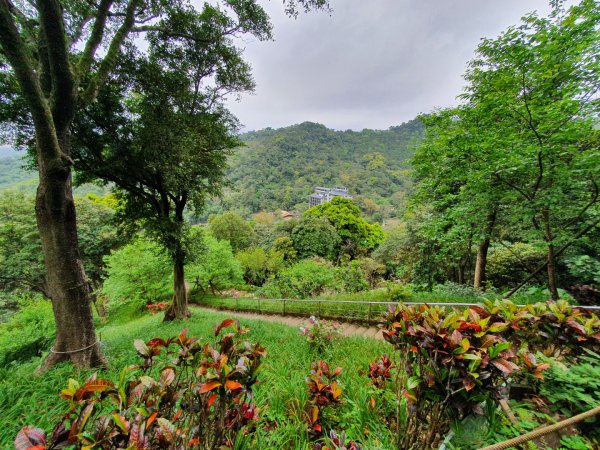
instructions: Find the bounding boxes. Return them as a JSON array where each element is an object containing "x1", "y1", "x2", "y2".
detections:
[
  {"x1": 0, "y1": 298, "x2": 54, "y2": 367},
  {"x1": 306, "y1": 361, "x2": 343, "y2": 438},
  {"x1": 335, "y1": 261, "x2": 368, "y2": 293},
  {"x1": 372, "y1": 300, "x2": 600, "y2": 448},
  {"x1": 386, "y1": 283, "x2": 413, "y2": 302},
  {"x1": 299, "y1": 316, "x2": 341, "y2": 354},
  {"x1": 236, "y1": 247, "x2": 284, "y2": 287},
  {"x1": 102, "y1": 238, "x2": 171, "y2": 311},
  {"x1": 275, "y1": 259, "x2": 335, "y2": 299},
  {"x1": 564, "y1": 254, "x2": 600, "y2": 286},
  {"x1": 432, "y1": 281, "x2": 484, "y2": 300},
  {"x1": 16, "y1": 319, "x2": 264, "y2": 449},
  {"x1": 539, "y1": 349, "x2": 600, "y2": 418},
  {"x1": 487, "y1": 242, "x2": 545, "y2": 288},
  {"x1": 187, "y1": 236, "x2": 244, "y2": 294}
]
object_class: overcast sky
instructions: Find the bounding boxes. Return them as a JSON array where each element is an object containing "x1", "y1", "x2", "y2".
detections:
[{"x1": 225, "y1": 0, "x2": 561, "y2": 132}]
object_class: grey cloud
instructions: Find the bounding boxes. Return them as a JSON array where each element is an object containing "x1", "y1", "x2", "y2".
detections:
[{"x1": 226, "y1": 0, "x2": 564, "y2": 131}]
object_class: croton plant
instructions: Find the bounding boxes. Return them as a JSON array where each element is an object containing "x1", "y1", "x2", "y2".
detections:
[
  {"x1": 369, "y1": 299, "x2": 600, "y2": 449},
  {"x1": 15, "y1": 319, "x2": 265, "y2": 450}
]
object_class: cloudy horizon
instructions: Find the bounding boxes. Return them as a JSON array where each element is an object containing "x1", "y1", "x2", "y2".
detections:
[{"x1": 225, "y1": 0, "x2": 566, "y2": 132}]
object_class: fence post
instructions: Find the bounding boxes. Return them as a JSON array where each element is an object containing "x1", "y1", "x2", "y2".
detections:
[
  {"x1": 368, "y1": 303, "x2": 372, "y2": 326},
  {"x1": 318, "y1": 300, "x2": 321, "y2": 318},
  {"x1": 283, "y1": 299, "x2": 286, "y2": 315}
]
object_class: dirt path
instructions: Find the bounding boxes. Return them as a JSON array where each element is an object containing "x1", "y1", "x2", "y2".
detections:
[{"x1": 195, "y1": 306, "x2": 384, "y2": 340}]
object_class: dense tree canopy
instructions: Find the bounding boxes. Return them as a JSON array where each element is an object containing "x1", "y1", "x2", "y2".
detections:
[
  {"x1": 305, "y1": 197, "x2": 384, "y2": 260},
  {"x1": 410, "y1": 0, "x2": 600, "y2": 297}
]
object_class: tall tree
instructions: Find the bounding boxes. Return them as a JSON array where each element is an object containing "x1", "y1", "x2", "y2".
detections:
[
  {"x1": 73, "y1": 45, "x2": 244, "y2": 320},
  {"x1": 413, "y1": 107, "x2": 505, "y2": 290},
  {"x1": 463, "y1": 0, "x2": 600, "y2": 298},
  {"x1": 0, "y1": 0, "x2": 329, "y2": 367}
]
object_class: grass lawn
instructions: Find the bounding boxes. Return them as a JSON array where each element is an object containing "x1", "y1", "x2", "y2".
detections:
[{"x1": 0, "y1": 309, "x2": 392, "y2": 449}]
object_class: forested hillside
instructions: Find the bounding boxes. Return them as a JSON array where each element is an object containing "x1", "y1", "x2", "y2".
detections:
[
  {"x1": 0, "y1": 156, "x2": 35, "y2": 191},
  {"x1": 0, "y1": 121, "x2": 423, "y2": 220},
  {"x1": 214, "y1": 120, "x2": 423, "y2": 219}
]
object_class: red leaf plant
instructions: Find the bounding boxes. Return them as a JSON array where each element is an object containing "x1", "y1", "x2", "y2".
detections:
[{"x1": 16, "y1": 319, "x2": 264, "y2": 449}]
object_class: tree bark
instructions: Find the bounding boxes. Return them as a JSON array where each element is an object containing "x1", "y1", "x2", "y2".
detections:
[
  {"x1": 164, "y1": 251, "x2": 191, "y2": 321},
  {"x1": 474, "y1": 208, "x2": 497, "y2": 290},
  {"x1": 35, "y1": 143, "x2": 105, "y2": 370},
  {"x1": 0, "y1": 2, "x2": 105, "y2": 370},
  {"x1": 164, "y1": 202, "x2": 191, "y2": 321},
  {"x1": 542, "y1": 209, "x2": 559, "y2": 300}
]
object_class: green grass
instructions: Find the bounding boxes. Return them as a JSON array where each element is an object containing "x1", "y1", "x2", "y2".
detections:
[{"x1": 0, "y1": 309, "x2": 393, "y2": 449}]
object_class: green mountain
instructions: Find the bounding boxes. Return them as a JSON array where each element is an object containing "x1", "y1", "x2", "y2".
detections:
[
  {"x1": 215, "y1": 120, "x2": 423, "y2": 220},
  {"x1": 0, "y1": 155, "x2": 107, "y2": 196},
  {"x1": 0, "y1": 156, "x2": 37, "y2": 191},
  {"x1": 0, "y1": 121, "x2": 423, "y2": 220}
]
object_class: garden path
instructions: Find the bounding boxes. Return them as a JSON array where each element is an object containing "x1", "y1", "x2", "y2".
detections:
[{"x1": 193, "y1": 306, "x2": 384, "y2": 340}]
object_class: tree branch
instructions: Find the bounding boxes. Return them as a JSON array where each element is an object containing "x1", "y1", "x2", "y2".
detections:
[
  {"x1": 80, "y1": 0, "x2": 138, "y2": 105},
  {"x1": 77, "y1": 0, "x2": 113, "y2": 75},
  {"x1": 38, "y1": 0, "x2": 77, "y2": 133},
  {"x1": 0, "y1": 0, "x2": 60, "y2": 159}
]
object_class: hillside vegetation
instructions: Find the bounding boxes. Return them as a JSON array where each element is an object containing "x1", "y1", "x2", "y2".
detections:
[
  {"x1": 1, "y1": 121, "x2": 422, "y2": 221},
  {"x1": 212, "y1": 120, "x2": 423, "y2": 220}
]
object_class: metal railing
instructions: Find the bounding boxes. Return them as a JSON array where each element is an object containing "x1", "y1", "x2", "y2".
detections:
[{"x1": 200, "y1": 297, "x2": 600, "y2": 326}]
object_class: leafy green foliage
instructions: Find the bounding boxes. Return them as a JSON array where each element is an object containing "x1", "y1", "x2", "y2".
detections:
[
  {"x1": 305, "y1": 198, "x2": 384, "y2": 259},
  {"x1": 0, "y1": 192, "x2": 125, "y2": 302},
  {"x1": 208, "y1": 212, "x2": 256, "y2": 253},
  {"x1": 236, "y1": 247, "x2": 284, "y2": 287},
  {"x1": 219, "y1": 121, "x2": 423, "y2": 219},
  {"x1": 17, "y1": 319, "x2": 264, "y2": 449},
  {"x1": 373, "y1": 299, "x2": 600, "y2": 448},
  {"x1": 299, "y1": 316, "x2": 341, "y2": 355},
  {"x1": 335, "y1": 261, "x2": 368, "y2": 294},
  {"x1": 292, "y1": 216, "x2": 341, "y2": 261},
  {"x1": 564, "y1": 255, "x2": 600, "y2": 286},
  {"x1": 0, "y1": 298, "x2": 54, "y2": 367},
  {"x1": 540, "y1": 350, "x2": 600, "y2": 418},
  {"x1": 486, "y1": 243, "x2": 545, "y2": 288},
  {"x1": 188, "y1": 236, "x2": 244, "y2": 294},
  {"x1": 102, "y1": 238, "x2": 171, "y2": 312},
  {"x1": 265, "y1": 259, "x2": 335, "y2": 299}
]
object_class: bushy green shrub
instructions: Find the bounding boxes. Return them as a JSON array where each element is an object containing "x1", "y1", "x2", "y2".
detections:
[
  {"x1": 265, "y1": 259, "x2": 335, "y2": 299},
  {"x1": 335, "y1": 261, "x2": 368, "y2": 293},
  {"x1": 487, "y1": 242, "x2": 545, "y2": 288},
  {"x1": 102, "y1": 238, "x2": 171, "y2": 313},
  {"x1": 564, "y1": 254, "x2": 600, "y2": 285},
  {"x1": 432, "y1": 281, "x2": 484, "y2": 300},
  {"x1": 236, "y1": 247, "x2": 285, "y2": 287},
  {"x1": 540, "y1": 350, "x2": 600, "y2": 417},
  {"x1": 0, "y1": 298, "x2": 54, "y2": 366},
  {"x1": 187, "y1": 236, "x2": 244, "y2": 294},
  {"x1": 386, "y1": 283, "x2": 413, "y2": 302}
]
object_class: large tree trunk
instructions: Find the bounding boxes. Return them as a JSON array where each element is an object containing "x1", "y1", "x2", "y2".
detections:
[
  {"x1": 164, "y1": 202, "x2": 191, "y2": 321},
  {"x1": 474, "y1": 208, "x2": 497, "y2": 290},
  {"x1": 543, "y1": 209, "x2": 559, "y2": 301},
  {"x1": 164, "y1": 251, "x2": 191, "y2": 321},
  {"x1": 36, "y1": 144, "x2": 105, "y2": 370}
]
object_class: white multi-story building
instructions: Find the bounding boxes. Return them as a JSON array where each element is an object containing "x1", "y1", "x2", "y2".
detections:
[{"x1": 309, "y1": 186, "x2": 352, "y2": 207}]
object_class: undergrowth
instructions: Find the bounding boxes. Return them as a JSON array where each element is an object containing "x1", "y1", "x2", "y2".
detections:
[{"x1": 0, "y1": 309, "x2": 390, "y2": 449}]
